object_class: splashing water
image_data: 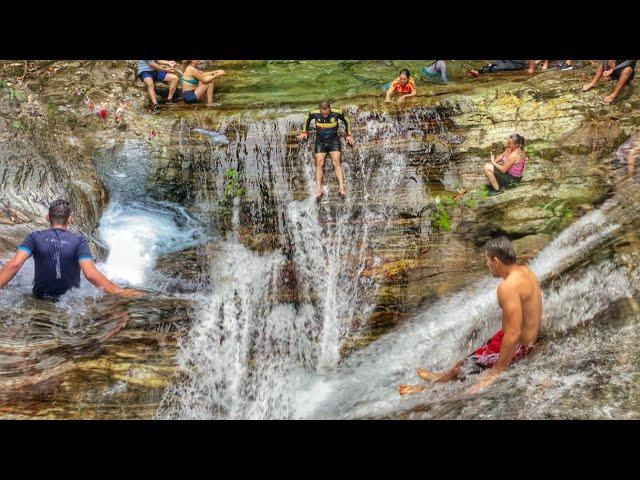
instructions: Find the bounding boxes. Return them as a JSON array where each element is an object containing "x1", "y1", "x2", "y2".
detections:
[
  {"x1": 160, "y1": 106, "x2": 448, "y2": 418},
  {"x1": 295, "y1": 188, "x2": 639, "y2": 419}
]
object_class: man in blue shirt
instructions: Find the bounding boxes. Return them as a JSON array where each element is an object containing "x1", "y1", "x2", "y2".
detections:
[
  {"x1": 137, "y1": 60, "x2": 180, "y2": 110},
  {"x1": 0, "y1": 199, "x2": 141, "y2": 300}
]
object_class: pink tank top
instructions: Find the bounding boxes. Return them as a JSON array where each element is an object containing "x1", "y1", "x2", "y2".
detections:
[{"x1": 500, "y1": 151, "x2": 527, "y2": 178}]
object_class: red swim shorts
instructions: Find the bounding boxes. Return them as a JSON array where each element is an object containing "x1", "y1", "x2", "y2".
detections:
[{"x1": 466, "y1": 330, "x2": 534, "y2": 369}]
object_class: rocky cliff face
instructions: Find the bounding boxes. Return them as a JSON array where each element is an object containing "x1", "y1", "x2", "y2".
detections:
[{"x1": 1, "y1": 60, "x2": 638, "y2": 417}]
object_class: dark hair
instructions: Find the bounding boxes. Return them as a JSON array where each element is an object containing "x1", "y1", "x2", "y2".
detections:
[
  {"x1": 49, "y1": 199, "x2": 71, "y2": 225},
  {"x1": 400, "y1": 69, "x2": 411, "y2": 78},
  {"x1": 509, "y1": 133, "x2": 525, "y2": 149},
  {"x1": 485, "y1": 236, "x2": 517, "y2": 265},
  {"x1": 319, "y1": 101, "x2": 331, "y2": 109}
]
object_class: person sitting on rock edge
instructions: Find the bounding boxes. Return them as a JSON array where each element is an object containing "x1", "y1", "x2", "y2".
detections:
[
  {"x1": 582, "y1": 60, "x2": 637, "y2": 104},
  {"x1": 0, "y1": 199, "x2": 143, "y2": 300},
  {"x1": 398, "y1": 235, "x2": 542, "y2": 396},
  {"x1": 137, "y1": 60, "x2": 180, "y2": 111},
  {"x1": 482, "y1": 134, "x2": 528, "y2": 196},
  {"x1": 385, "y1": 69, "x2": 417, "y2": 103},
  {"x1": 180, "y1": 60, "x2": 226, "y2": 107}
]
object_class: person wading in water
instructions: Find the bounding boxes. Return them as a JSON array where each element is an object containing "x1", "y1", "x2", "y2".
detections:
[{"x1": 0, "y1": 199, "x2": 142, "y2": 300}]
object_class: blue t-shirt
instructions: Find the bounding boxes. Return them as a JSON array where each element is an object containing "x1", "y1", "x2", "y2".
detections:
[
  {"x1": 19, "y1": 228, "x2": 93, "y2": 299},
  {"x1": 137, "y1": 60, "x2": 156, "y2": 75}
]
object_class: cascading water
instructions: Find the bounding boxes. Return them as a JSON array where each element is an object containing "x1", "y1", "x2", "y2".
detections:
[
  {"x1": 94, "y1": 140, "x2": 206, "y2": 290},
  {"x1": 296, "y1": 181, "x2": 640, "y2": 419},
  {"x1": 160, "y1": 106, "x2": 447, "y2": 419}
]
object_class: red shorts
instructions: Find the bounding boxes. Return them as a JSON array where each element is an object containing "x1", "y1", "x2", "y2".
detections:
[{"x1": 466, "y1": 330, "x2": 534, "y2": 369}]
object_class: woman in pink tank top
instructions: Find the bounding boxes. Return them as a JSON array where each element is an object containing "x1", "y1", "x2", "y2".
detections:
[{"x1": 483, "y1": 134, "x2": 527, "y2": 195}]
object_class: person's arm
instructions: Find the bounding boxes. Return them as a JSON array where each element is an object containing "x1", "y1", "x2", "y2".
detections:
[
  {"x1": 157, "y1": 60, "x2": 177, "y2": 68},
  {"x1": 490, "y1": 149, "x2": 508, "y2": 171},
  {"x1": 297, "y1": 111, "x2": 314, "y2": 140},
  {"x1": 335, "y1": 110, "x2": 354, "y2": 144},
  {"x1": 0, "y1": 250, "x2": 31, "y2": 289},
  {"x1": 189, "y1": 67, "x2": 217, "y2": 84},
  {"x1": 79, "y1": 260, "x2": 143, "y2": 297},
  {"x1": 492, "y1": 282, "x2": 522, "y2": 371},
  {"x1": 399, "y1": 82, "x2": 417, "y2": 101},
  {"x1": 385, "y1": 83, "x2": 396, "y2": 102},
  {"x1": 467, "y1": 282, "x2": 522, "y2": 394},
  {"x1": 148, "y1": 61, "x2": 173, "y2": 73},
  {"x1": 492, "y1": 152, "x2": 521, "y2": 173},
  {"x1": 610, "y1": 60, "x2": 636, "y2": 73}
]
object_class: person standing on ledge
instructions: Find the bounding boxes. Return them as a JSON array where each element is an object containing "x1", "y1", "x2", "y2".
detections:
[
  {"x1": 298, "y1": 101, "x2": 354, "y2": 198},
  {"x1": 398, "y1": 236, "x2": 542, "y2": 396},
  {"x1": 0, "y1": 199, "x2": 142, "y2": 300}
]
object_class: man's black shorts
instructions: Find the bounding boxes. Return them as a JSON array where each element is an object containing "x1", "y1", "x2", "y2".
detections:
[{"x1": 315, "y1": 139, "x2": 341, "y2": 154}]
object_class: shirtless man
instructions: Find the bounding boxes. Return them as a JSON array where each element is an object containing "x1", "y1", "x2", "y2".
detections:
[{"x1": 398, "y1": 236, "x2": 542, "y2": 396}]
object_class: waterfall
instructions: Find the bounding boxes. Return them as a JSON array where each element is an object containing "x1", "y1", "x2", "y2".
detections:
[
  {"x1": 160, "y1": 106, "x2": 449, "y2": 418},
  {"x1": 296, "y1": 182, "x2": 640, "y2": 419}
]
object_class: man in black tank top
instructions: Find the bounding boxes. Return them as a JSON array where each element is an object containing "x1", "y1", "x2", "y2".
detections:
[
  {"x1": 298, "y1": 101, "x2": 355, "y2": 198},
  {"x1": 0, "y1": 199, "x2": 142, "y2": 300}
]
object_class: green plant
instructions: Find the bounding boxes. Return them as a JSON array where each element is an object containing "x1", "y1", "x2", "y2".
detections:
[
  {"x1": 434, "y1": 204, "x2": 452, "y2": 231},
  {"x1": 12, "y1": 120, "x2": 23, "y2": 130},
  {"x1": 541, "y1": 199, "x2": 574, "y2": 234},
  {"x1": 9, "y1": 88, "x2": 26, "y2": 103},
  {"x1": 223, "y1": 168, "x2": 246, "y2": 203}
]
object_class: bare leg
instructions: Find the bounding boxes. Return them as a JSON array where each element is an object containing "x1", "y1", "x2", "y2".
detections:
[
  {"x1": 399, "y1": 363, "x2": 464, "y2": 396},
  {"x1": 193, "y1": 81, "x2": 213, "y2": 103},
  {"x1": 605, "y1": 66, "x2": 633, "y2": 104},
  {"x1": 628, "y1": 150, "x2": 639, "y2": 176},
  {"x1": 143, "y1": 77, "x2": 158, "y2": 106},
  {"x1": 315, "y1": 152, "x2": 326, "y2": 197},
  {"x1": 541, "y1": 60, "x2": 549, "y2": 70},
  {"x1": 164, "y1": 73, "x2": 179, "y2": 101},
  {"x1": 329, "y1": 150, "x2": 347, "y2": 196},
  {"x1": 583, "y1": 62, "x2": 605, "y2": 92},
  {"x1": 206, "y1": 82, "x2": 215, "y2": 106},
  {"x1": 483, "y1": 163, "x2": 500, "y2": 190}
]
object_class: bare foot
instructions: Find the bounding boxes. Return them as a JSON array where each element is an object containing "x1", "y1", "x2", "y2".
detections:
[
  {"x1": 582, "y1": 83, "x2": 596, "y2": 92},
  {"x1": 206, "y1": 103, "x2": 216, "y2": 107},
  {"x1": 398, "y1": 384, "x2": 425, "y2": 396},
  {"x1": 416, "y1": 367, "x2": 441, "y2": 383},
  {"x1": 339, "y1": 188, "x2": 347, "y2": 197},
  {"x1": 604, "y1": 93, "x2": 618, "y2": 104},
  {"x1": 316, "y1": 187, "x2": 323, "y2": 198},
  {"x1": 527, "y1": 67, "x2": 535, "y2": 74},
  {"x1": 541, "y1": 61, "x2": 549, "y2": 70}
]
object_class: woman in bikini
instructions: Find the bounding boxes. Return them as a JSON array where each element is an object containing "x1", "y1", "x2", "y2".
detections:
[
  {"x1": 483, "y1": 134, "x2": 528, "y2": 195},
  {"x1": 180, "y1": 60, "x2": 226, "y2": 106}
]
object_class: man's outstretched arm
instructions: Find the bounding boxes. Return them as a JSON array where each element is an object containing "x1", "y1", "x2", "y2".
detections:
[
  {"x1": 79, "y1": 260, "x2": 142, "y2": 297},
  {"x1": 0, "y1": 250, "x2": 31, "y2": 289}
]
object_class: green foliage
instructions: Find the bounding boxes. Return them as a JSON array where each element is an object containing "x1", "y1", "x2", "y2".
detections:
[
  {"x1": 434, "y1": 203, "x2": 452, "y2": 231},
  {"x1": 541, "y1": 199, "x2": 574, "y2": 234},
  {"x1": 223, "y1": 168, "x2": 246, "y2": 203},
  {"x1": 9, "y1": 88, "x2": 26, "y2": 103},
  {"x1": 12, "y1": 120, "x2": 23, "y2": 130},
  {"x1": 0, "y1": 79, "x2": 8, "y2": 89}
]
